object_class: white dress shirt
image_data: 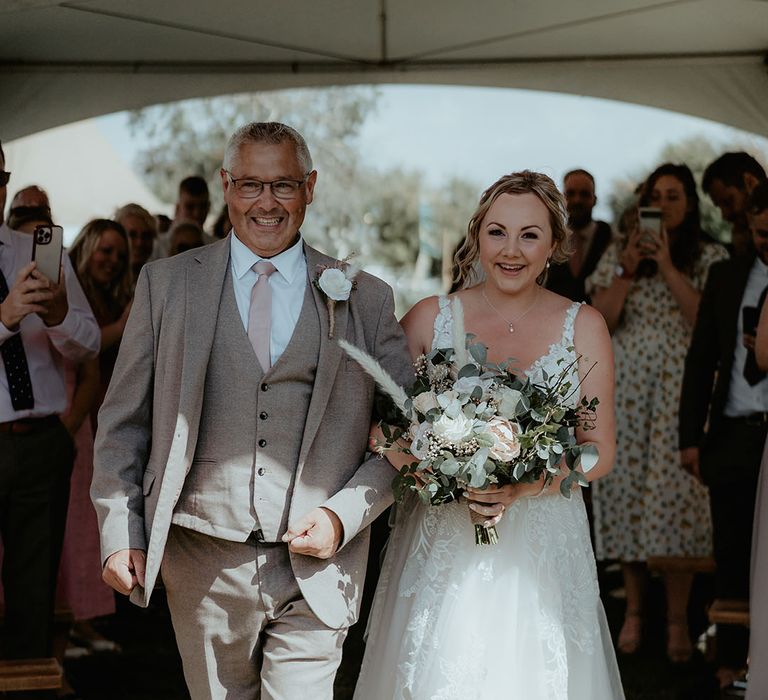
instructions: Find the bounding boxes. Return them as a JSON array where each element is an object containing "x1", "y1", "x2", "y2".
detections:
[
  {"x1": 0, "y1": 223, "x2": 100, "y2": 421},
  {"x1": 230, "y1": 232, "x2": 307, "y2": 366},
  {"x1": 725, "y1": 256, "x2": 768, "y2": 416}
]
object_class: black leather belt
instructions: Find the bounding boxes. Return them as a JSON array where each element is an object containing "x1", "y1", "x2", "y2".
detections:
[
  {"x1": 724, "y1": 412, "x2": 768, "y2": 427},
  {"x1": 0, "y1": 415, "x2": 59, "y2": 434}
]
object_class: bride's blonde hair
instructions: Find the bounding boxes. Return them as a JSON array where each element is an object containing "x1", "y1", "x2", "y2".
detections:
[{"x1": 453, "y1": 170, "x2": 571, "y2": 290}]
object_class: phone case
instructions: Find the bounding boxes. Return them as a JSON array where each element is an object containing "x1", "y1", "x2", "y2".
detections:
[
  {"x1": 638, "y1": 207, "x2": 662, "y2": 234},
  {"x1": 31, "y1": 225, "x2": 64, "y2": 284}
]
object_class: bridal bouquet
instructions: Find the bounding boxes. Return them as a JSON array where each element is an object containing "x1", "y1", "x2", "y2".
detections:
[{"x1": 339, "y1": 298, "x2": 599, "y2": 545}]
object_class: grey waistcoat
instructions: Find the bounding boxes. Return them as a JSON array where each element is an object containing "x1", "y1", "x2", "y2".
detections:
[{"x1": 171, "y1": 264, "x2": 321, "y2": 542}]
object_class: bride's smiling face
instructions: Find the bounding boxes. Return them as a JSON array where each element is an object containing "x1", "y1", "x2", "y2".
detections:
[{"x1": 478, "y1": 192, "x2": 554, "y2": 293}]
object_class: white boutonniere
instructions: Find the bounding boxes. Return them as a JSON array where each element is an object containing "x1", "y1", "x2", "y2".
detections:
[{"x1": 314, "y1": 254, "x2": 358, "y2": 338}]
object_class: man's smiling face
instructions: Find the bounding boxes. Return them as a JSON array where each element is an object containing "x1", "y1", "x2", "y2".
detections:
[{"x1": 221, "y1": 141, "x2": 316, "y2": 258}]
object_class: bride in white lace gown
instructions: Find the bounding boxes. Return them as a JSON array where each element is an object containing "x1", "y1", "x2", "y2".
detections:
[{"x1": 354, "y1": 172, "x2": 624, "y2": 700}]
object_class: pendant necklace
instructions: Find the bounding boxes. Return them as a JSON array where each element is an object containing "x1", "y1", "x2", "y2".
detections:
[{"x1": 481, "y1": 286, "x2": 540, "y2": 333}]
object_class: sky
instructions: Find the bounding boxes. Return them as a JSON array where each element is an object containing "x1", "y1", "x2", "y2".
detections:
[{"x1": 98, "y1": 84, "x2": 768, "y2": 223}]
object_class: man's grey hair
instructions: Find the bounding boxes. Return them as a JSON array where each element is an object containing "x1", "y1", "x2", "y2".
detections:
[{"x1": 223, "y1": 122, "x2": 313, "y2": 173}]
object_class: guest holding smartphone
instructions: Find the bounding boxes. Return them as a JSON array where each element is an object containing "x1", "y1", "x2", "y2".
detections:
[
  {"x1": 0, "y1": 142, "x2": 99, "y2": 658},
  {"x1": 589, "y1": 163, "x2": 728, "y2": 662}
]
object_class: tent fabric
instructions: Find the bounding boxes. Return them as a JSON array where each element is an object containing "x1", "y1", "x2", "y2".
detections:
[{"x1": 2, "y1": 0, "x2": 768, "y2": 139}]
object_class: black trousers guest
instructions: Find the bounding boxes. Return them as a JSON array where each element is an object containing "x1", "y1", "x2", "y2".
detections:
[
  {"x1": 702, "y1": 417, "x2": 766, "y2": 668},
  {"x1": 0, "y1": 419, "x2": 74, "y2": 658}
]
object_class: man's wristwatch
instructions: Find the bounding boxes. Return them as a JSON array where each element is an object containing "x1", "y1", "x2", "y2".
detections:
[{"x1": 615, "y1": 264, "x2": 634, "y2": 280}]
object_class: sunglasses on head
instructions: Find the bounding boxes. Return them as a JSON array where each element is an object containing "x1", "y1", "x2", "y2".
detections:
[{"x1": 0, "y1": 171, "x2": 10, "y2": 187}]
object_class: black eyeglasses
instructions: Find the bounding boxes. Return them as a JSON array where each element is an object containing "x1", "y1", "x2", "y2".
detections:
[
  {"x1": 0, "y1": 171, "x2": 10, "y2": 187},
  {"x1": 223, "y1": 170, "x2": 309, "y2": 200}
]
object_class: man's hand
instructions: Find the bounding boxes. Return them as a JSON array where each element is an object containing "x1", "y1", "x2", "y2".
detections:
[
  {"x1": 103, "y1": 548, "x2": 147, "y2": 595},
  {"x1": 680, "y1": 447, "x2": 701, "y2": 482},
  {"x1": 0, "y1": 262, "x2": 53, "y2": 330},
  {"x1": 39, "y1": 265, "x2": 68, "y2": 327},
  {"x1": 282, "y1": 507, "x2": 344, "y2": 559}
]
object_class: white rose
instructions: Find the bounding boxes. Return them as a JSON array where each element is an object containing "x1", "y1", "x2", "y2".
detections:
[
  {"x1": 432, "y1": 412, "x2": 475, "y2": 444},
  {"x1": 494, "y1": 387, "x2": 523, "y2": 418},
  {"x1": 454, "y1": 375, "x2": 494, "y2": 397},
  {"x1": 412, "y1": 391, "x2": 439, "y2": 415},
  {"x1": 486, "y1": 417, "x2": 522, "y2": 462},
  {"x1": 318, "y1": 268, "x2": 353, "y2": 301},
  {"x1": 409, "y1": 422, "x2": 432, "y2": 459}
]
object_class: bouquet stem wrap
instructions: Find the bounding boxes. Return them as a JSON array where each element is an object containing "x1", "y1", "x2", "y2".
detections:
[{"x1": 469, "y1": 506, "x2": 499, "y2": 546}]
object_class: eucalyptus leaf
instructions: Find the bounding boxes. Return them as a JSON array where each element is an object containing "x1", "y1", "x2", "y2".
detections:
[
  {"x1": 441, "y1": 457, "x2": 461, "y2": 476},
  {"x1": 469, "y1": 343, "x2": 488, "y2": 365},
  {"x1": 576, "y1": 444, "x2": 599, "y2": 473},
  {"x1": 458, "y1": 364, "x2": 481, "y2": 379},
  {"x1": 475, "y1": 432, "x2": 495, "y2": 448}
]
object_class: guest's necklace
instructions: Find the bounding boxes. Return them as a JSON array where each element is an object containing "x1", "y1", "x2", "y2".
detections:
[{"x1": 481, "y1": 285, "x2": 540, "y2": 333}]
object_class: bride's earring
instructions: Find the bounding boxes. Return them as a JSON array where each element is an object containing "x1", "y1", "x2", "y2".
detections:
[{"x1": 546, "y1": 259, "x2": 551, "y2": 269}]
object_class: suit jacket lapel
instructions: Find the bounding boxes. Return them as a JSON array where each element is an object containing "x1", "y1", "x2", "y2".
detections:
[
  {"x1": 176, "y1": 236, "x2": 231, "y2": 471},
  {"x1": 297, "y1": 243, "x2": 349, "y2": 469}
]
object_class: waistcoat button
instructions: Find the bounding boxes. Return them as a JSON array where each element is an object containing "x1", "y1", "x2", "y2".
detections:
[
  {"x1": 259, "y1": 411, "x2": 268, "y2": 420},
  {"x1": 258, "y1": 439, "x2": 267, "y2": 447},
  {"x1": 261, "y1": 383, "x2": 269, "y2": 391},
  {"x1": 257, "y1": 467, "x2": 265, "y2": 476}
]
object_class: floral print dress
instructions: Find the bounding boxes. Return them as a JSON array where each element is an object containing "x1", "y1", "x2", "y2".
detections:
[{"x1": 586, "y1": 241, "x2": 728, "y2": 560}]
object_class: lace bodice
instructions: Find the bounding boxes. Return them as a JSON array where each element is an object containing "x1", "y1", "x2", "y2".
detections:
[{"x1": 432, "y1": 296, "x2": 583, "y2": 407}]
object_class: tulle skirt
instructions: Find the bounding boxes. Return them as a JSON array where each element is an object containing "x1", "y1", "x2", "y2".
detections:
[{"x1": 354, "y1": 490, "x2": 624, "y2": 700}]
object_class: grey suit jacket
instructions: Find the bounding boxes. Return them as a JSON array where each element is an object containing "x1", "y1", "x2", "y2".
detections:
[{"x1": 91, "y1": 235, "x2": 412, "y2": 628}]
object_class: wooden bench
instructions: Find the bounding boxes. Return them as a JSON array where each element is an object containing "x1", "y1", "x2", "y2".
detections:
[
  {"x1": 708, "y1": 598, "x2": 750, "y2": 627},
  {"x1": 0, "y1": 658, "x2": 62, "y2": 692},
  {"x1": 0, "y1": 603, "x2": 72, "y2": 693}
]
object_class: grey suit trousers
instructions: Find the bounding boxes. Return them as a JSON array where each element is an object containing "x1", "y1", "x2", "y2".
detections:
[{"x1": 162, "y1": 526, "x2": 348, "y2": 700}]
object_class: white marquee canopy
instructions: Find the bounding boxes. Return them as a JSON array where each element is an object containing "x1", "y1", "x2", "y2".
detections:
[{"x1": 3, "y1": 0, "x2": 768, "y2": 140}]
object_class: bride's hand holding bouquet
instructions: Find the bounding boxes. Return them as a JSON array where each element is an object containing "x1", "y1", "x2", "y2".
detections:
[{"x1": 342, "y1": 296, "x2": 600, "y2": 545}]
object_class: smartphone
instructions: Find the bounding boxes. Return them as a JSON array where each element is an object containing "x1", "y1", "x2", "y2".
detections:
[
  {"x1": 31, "y1": 225, "x2": 63, "y2": 284},
  {"x1": 743, "y1": 306, "x2": 759, "y2": 335},
  {"x1": 638, "y1": 207, "x2": 662, "y2": 245}
]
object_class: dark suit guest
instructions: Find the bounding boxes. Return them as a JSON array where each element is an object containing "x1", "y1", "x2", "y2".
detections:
[
  {"x1": 546, "y1": 169, "x2": 612, "y2": 302},
  {"x1": 680, "y1": 180, "x2": 768, "y2": 688}
]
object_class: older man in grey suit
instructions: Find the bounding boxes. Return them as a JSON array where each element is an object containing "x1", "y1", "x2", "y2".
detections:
[{"x1": 91, "y1": 122, "x2": 412, "y2": 699}]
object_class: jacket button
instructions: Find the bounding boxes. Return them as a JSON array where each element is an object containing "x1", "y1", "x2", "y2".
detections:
[
  {"x1": 259, "y1": 411, "x2": 268, "y2": 420},
  {"x1": 261, "y1": 383, "x2": 269, "y2": 391},
  {"x1": 258, "y1": 439, "x2": 267, "y2": 447},
  {"x1": 257, "y1": 467, "x2": 265, "y2": 476}
]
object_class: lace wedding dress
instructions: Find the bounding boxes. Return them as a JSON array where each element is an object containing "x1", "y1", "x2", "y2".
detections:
[{"x1": 354, "y1": 298, "x2": 624, "y2": 700}]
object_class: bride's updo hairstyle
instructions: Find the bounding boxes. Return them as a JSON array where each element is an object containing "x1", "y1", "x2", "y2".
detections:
[{"x1": 452, "y1": 170, "x2": 571, "y2": 290}]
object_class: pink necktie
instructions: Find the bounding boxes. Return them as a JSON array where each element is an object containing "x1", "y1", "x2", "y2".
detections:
[{"x1": 247, "y1": 261, "x2": 276, "y2": 371}]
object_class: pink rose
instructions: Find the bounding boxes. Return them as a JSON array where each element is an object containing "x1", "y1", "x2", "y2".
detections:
[{"x1": 486, "y1": 417, "x2": 521, "y2": 462}]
